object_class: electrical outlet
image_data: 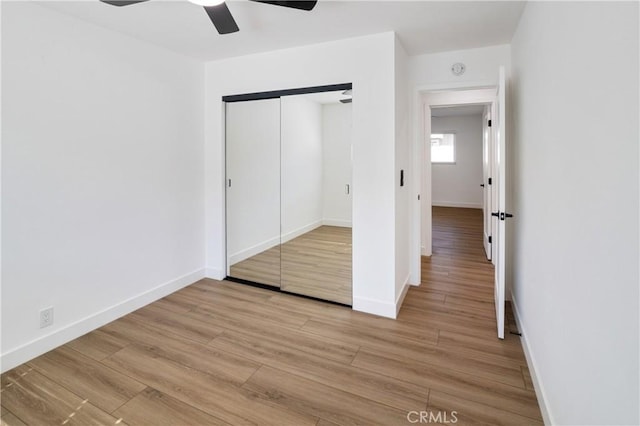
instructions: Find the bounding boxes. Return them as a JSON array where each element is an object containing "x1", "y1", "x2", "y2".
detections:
[{"x1": 40, "y1": 307, "x2": 54, "y2": 328}]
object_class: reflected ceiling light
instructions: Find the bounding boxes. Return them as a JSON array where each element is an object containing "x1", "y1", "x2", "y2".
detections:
[{"x1": 341, "y1": 88, "x2": 353, "y2": 103}]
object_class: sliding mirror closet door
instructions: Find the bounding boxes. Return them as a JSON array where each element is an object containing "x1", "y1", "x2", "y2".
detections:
[
  {"x1": 226, "y1": 98, "x2": 281, "y2": 287},
  {"x1": 280, "y1": 93, "x2": 353, "y2": 305}
]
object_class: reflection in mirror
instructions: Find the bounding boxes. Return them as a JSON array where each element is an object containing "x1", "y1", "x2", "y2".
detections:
[
  {"x1": 280, "y1": 91, "x2": 353, "y2": 304},
  {"x1": 226, "y1": 98, "x2": 281, "y2": 287}
]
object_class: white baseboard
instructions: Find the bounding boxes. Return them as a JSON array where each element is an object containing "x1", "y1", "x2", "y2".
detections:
[
  {"x1": 281, "y1": 221, "x2": 322, "y2": 244},
  {"x1": 432, "y1": 201, "x2": 482, "y2": 209},
  {"x1": 409, "y1": 271, "x2": 420, "y2": 286},
  {"x1": 353, "y1": 276, "x2": 410, "y2": 319},
  {"x1": 205, "y1": 267, "x2": 225, "y2": 280},
  {"x1": 511, "y1": 295, "x2": 553, "y2": 425},
  {"x1": 229, "y1": 236, "x2": 280, "y2": 265},
  {"x1": 395, "y1": 275, "x2": 411, "y2": 316},
  {"x1": 0, "y1": 268, "x2": 205, "y2": 373},
  {"x1": 352, "y1": 296, "x2": 397, "y2": 319},
  {"x1": 322, "y1": 219, "x2": 352, "y2": 228}
]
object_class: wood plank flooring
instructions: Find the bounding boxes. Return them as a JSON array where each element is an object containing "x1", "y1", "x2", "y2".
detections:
[
  {"x1": 230, "y1": 226, "x2": 352, "y2": 305},
  {"x1": 1, "y1": 207, "x2": 542, "y2": 425}
]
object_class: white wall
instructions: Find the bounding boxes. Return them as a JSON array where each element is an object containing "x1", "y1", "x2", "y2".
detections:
[
  {"x1": 205, "y1": 32, "x2": 400, "y2": 317},
  {"x1": 281, "y1": 96, "x2": 324, "y2": 238},
  {"x1": 1, "y1": 3, "x2": 205, "y2": 371},
  {"x1": 321, "y1": 103, "x2": 352, "y2": 227},
  {"x1": 510, "y1": 2, "x2": 639, "y2": 424},
  {"x1": 431, "y1": 114, "x2": 483, "y2": 209},
  {"x1": 410, "y1": 44, "x2": 511, "y2": 88},
  {"x1": 394, "y1": 35, "x2": 412, "y2": 307}
]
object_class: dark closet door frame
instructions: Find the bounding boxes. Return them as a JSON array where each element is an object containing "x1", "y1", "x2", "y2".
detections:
[{"x1": 222, "y1": 82, "x2": 352, "y2": 103}]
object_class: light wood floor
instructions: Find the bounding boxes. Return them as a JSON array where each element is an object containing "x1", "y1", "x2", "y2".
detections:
[
  {"x1": 0, "y1": 207, "x2": 541, "y2": 425},
  {"x1": 230, "y1": 226, "x2": 352, "y2": 305}
]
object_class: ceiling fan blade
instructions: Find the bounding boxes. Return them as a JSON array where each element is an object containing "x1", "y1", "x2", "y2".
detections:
[
  {"x1": 100, "y1": 0, "x2": 149, "y2": 6},
  {"x1": 204, "y1": 3, "x2": 239, "y2": 34},
  {"x1": 249, "y1": 1, "x2": 317, "y2": 11},
  {"x1": 340, "y1": 98, "x2": 352, "y2": 104}
]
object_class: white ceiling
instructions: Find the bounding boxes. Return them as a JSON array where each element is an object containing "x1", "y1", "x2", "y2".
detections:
[{"x1": 36, "y1": 0, "x2": 526, "y2": 61}]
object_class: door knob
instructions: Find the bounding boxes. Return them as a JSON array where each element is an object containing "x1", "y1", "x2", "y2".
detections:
[{"x1": 500, "y1": 212, "x2": 513, "y2": 221}]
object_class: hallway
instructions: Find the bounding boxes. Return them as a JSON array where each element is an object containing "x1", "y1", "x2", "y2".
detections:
[{"x1": 400, "y1": 206, "x2": 539, "y2": 421}]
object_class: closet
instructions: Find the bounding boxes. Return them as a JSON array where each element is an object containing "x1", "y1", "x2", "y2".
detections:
[{"x1": 225, "y1": 85, "x2": 353, "y2": 305}]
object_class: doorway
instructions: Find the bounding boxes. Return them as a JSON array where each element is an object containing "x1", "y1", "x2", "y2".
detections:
[
  {"x1": 418, "y1": 88, "x2": 496, "y2": 258},
  {"x1": 414, "y1": 71, "x2": 509, "y2": 339},
  {"x1": 429, "y1": 104, "x2": 494, "y2": 262},
  {"x1": 427, "y1": 104, "x2": 495, "y2": 330}
]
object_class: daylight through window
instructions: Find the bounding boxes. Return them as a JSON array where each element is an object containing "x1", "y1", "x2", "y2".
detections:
[{"x1": 431, "y1": 133, "x2": 455, "y2": 163}]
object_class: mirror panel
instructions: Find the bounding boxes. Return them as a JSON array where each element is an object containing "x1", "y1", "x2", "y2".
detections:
[
  {"x1": 226, "y1": 98, "x2": 281, "y2": 287},
  {"x1": 280, "y1": 92, "x2": 352, "y2": 304}
]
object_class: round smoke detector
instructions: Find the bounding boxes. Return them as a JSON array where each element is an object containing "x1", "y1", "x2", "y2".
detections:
[{"x1": 451, "y1": 63, "x2": 466, "y2": 76}]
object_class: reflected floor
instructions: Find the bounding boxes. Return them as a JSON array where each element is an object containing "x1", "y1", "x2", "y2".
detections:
[
  {"x1": 230, "y1": 245, "x2": 282, "y2": 287},
  {"x1": 230, "y1": 226, "x2": 352, "y2": 305}
]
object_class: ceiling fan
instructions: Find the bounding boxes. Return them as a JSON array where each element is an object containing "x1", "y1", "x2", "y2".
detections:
[{"x1": 99, "y1": 0, "x2": 318, "y2": 35}]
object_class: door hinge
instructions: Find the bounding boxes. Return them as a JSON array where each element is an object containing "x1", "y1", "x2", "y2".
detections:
[
  {"x1": 488, "y1": 177, "x2": 492, "y2": 185},
  {"x1": 488, "y1": 119, "x2": 492, "y2": 127},
  {"x1": 488, "y1": 236, "x2": 492, "y2": 244}
]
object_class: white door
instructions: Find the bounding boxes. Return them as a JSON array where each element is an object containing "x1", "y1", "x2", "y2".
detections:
[
  {"x1": 482, "y1": 106, "x2": 492, "y2": 260},
  {"x1": 493, "y1": 66, "x2": 508, "y2": 339}
]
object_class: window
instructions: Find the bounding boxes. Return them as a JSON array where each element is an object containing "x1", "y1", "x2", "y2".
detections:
[{"x1": 431, "y1": 133, "x2": 455, "y2": 164}]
